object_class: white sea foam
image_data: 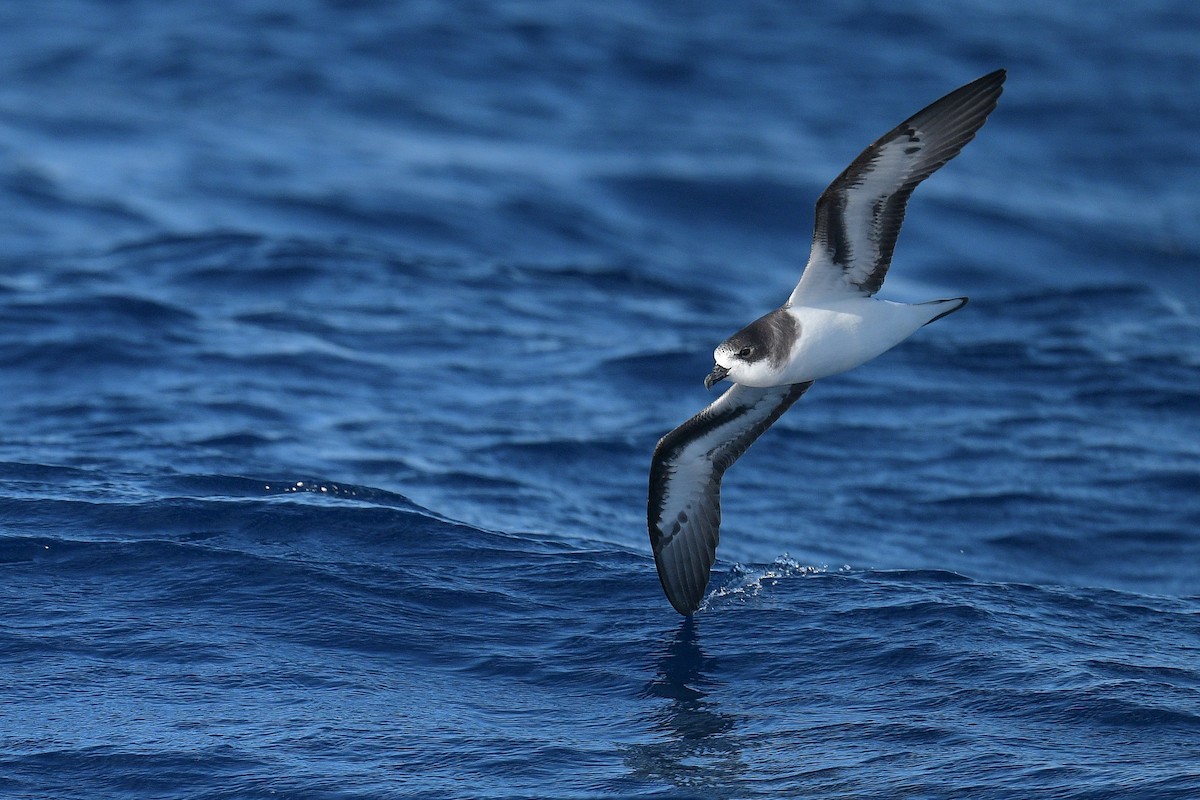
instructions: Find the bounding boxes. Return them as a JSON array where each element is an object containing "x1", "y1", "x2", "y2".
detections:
[{"x1": 702, "y1": 556, "x2": 851, "y2": 609}]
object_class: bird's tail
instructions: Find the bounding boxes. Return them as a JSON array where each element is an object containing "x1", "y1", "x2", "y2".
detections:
[{"x1": 919, "y1": 296, "x2": 969, "y2": 326}]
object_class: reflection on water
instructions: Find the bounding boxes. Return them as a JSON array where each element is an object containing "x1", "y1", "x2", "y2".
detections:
[{"x1": 624, "y1": 618, "x2": 751, "y2": 796}]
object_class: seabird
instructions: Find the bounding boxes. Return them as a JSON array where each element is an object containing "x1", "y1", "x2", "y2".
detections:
[{"x1": 648, "y1": 69, "x2": 1006, "y2": 615}]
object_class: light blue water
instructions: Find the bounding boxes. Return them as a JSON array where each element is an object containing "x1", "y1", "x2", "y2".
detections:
[{"x1": 1, "y1": 2, "x2": 1198, "y2": 798}]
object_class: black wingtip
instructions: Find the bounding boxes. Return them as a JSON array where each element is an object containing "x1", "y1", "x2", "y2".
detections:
[
  {"x1": 669, "y1": 594, "x2": 699, "y2": 617},
  {"x1": 965, "y1": 68, "x2": 1007, "y2": 92}
]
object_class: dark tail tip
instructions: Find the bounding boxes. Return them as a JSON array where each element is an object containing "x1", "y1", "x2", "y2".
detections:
[{"x1": 922, "y1": 296, "x2": 969, "y2": 326}]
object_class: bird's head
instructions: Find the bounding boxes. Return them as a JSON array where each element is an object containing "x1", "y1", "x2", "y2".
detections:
[{"x1": 705, "y1": 310, "x2": 796, "y2": 389}]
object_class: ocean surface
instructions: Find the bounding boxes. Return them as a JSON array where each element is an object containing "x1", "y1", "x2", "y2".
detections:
[{"x1": 2, "y1": 2, "x2": 1199, "y2": 798}]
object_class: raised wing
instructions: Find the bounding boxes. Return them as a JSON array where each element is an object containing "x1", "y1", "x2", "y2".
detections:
[
  {"x1": 790, "y1": 69, "x2": 1005, "y2": 303},
  {"x1": 648, "y1": 381, "x2": 813, "y2": 615}
]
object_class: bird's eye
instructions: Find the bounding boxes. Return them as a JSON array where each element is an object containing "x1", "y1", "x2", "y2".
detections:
[{"x1": 737, "y1": 346, "x2": 753, "y2": 358}]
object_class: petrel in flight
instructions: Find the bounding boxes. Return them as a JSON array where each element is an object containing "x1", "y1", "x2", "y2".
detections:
[{"x1": 648, "y1": 70, "x2": 1006, "y2": 615}]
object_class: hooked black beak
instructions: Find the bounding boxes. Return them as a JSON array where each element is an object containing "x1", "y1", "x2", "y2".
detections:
[{"x1": 704, "y1": 364, "x2": 730, "y2": 390}]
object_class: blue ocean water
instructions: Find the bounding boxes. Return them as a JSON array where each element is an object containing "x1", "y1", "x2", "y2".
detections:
[{"x1": 1, "y1": 1, "x2": 1199, "y2": 797}]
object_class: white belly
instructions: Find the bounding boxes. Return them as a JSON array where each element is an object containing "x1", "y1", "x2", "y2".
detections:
[{"x1": 780, "y1": 300, "x2": 932, "y2": 384}]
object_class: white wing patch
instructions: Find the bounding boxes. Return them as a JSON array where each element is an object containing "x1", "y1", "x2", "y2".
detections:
[{"x1": 829, "y1": 135, "x2": 924, "y2": 294}]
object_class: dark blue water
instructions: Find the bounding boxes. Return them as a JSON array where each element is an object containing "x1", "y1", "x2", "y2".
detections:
[{"x1": 2, "y1": 2, "x2": 1199, "y2": 798}]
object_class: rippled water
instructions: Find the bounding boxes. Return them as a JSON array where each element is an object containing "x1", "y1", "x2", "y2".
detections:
[{"x1": 2, "y1": 2, "x2": 1199, "y2": 798}]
